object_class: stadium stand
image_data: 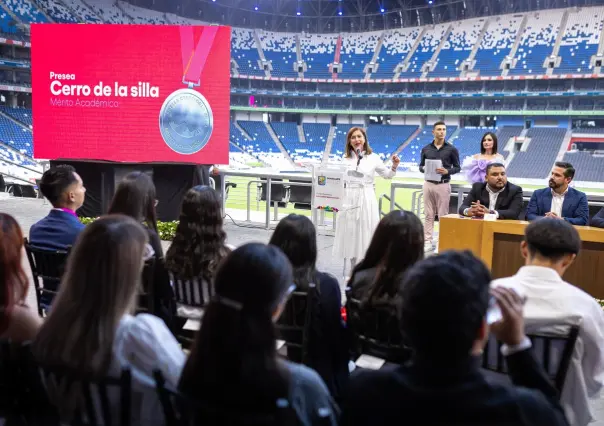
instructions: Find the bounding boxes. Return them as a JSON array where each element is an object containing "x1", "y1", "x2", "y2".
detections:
[
  {"x1": 430, "y1": 18, "x2": 486, "y2": 77},
  {"x1": 117, "y1": 1, "x2": 166, "y2": 24},
  {"x1": 510, "y1": 9, "x2": 565, "y2": 75},
  {"x1": 300, "y1": 33, "x2": 338, "y2": 79},
  {"x1": 450, "y1": 128, "x2": 491, "y2": 160},
  {"x1": 60, "y1": 0, "x2": 102, "y2": 23},
  {"x1": 573, "y1": 127, "x2": 604, "y2": 134},
  {"x1": 0, "y1": 115, "x2": 32, "y2": 157},
  {"x1": 473, "y1": 14, "x2": 524, "y2": 76},
  {"x1": 398, "y1": 126, "x2": 458, "y2": 165},
  {"x1": 399, "y1": 23, "x2": 449, "y2": 78},
  {"x1": 495, "y1": 126, "x2": 525, "y2": 159},
  {"x1": 506, "y1": 127, "x2": 567, "y2": 179},
  {"x1": 0, "y1": 8, "x2": 19, "y2": 34},
  {"x1": 372, "y1": 27, "x2": 421, "y2": 79},
  {"x1": 329, "y1": 124, "x2": 363, "y2": 160},
  {"x1": 339, "y1": 31, "x2": 381, "y2": 79},
  {"x1": 232, "y1": 27, "x2": 265, "y2": 77},
  {"x1": 258, "y1": 30, "x2": 299, "y2": 78},
  {"x1": 3, "y1": 0, "x2": 49, "y2": 24},
  {"x1": 563, "y1": 150, "x2": 604, "y2": 182},
  {"x1": 38, "y1": 0, "x2": 79, "y2": 23},
  {"x1": 272, "y1": 122, "x2": 327, "y2": 163},
  {"x1": 0, "y1": 106, "x2": 32, "y2": 127},
  {"x1": 557, "y1": 7, "x2": 604, "y2": 74},
  {"x1": 84, "y1": 0, "x2": 130, "y2": 24},
  {"x1": 366, "y1": 124, "x2": 418, "y2": 160}
]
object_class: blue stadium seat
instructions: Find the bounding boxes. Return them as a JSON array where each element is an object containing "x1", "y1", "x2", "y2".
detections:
[{"x1": 506, "y1": 127, "x2": 566, "y2": 178}]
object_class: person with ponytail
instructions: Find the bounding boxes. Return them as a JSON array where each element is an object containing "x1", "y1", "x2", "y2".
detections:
[{"x1": 179, "y1": 243, "x2": 338, "y2": 425}]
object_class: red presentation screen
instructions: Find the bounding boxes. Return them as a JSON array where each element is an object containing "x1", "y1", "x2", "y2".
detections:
[{"x1": 31, "y1": 24, "x2": 230, "y2": 164}]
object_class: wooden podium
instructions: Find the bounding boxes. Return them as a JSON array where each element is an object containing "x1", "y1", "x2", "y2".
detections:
[{"x1": 439, "y1": 215, "x2": 604, "y2": 298}]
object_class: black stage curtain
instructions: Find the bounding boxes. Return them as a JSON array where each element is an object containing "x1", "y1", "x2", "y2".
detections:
[{"x1": 50, "y1": 161, "x2": 211, "y2": 221}]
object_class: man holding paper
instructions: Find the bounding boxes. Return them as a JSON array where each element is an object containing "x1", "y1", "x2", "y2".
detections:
[{"x1": 419, "y1": 122, "x2": 460, "y2": 251}]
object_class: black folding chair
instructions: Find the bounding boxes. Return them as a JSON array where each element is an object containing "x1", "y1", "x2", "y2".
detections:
[
  {"x1": 482, "y1": 324, "x2": 580, "y2": 393},
  {"x1": 23, "y1": 238, "x2": 70, "y2": 317},
  {"x1": 154, "y1": 370, "x2": 307, "y2": 426},
  {"x1": 136, "y1": 258, "x2": 156, "y2": 315},
  {"x1": 38, "y1": 364, "x2": 132, "y2": 426},
  {"x1": 275, "y1": 284, "x2": 316, "y2": 364},
  {"x1": 0, "y1": 340, "x2": 59, "y2": 425},
  {"x1": 170, "y1": 272, "x2": 213, "y2": 349},
  {"x1": 345, "y1": 287, "x2": 411, "y2": 367}
]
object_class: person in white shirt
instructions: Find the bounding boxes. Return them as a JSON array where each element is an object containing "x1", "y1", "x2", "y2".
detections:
[
  {"x1": 492, "y1": 218, "x2": 604, "y2": 426},
  {"x1": 33, "y1": 214, "x2": 185, "y2": 425}
]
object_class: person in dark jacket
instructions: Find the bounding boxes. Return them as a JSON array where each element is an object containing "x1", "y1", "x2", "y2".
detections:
[
  {"x1": 269, "y1": 214, "x2": 349, "y2": 401},
  {"x1": 30, "y1": 165, "x2": 86, "y2": 251},
  {"x1": 342, "y1": 251, "x2": 569, "y2": 426},
  {"x1": 459, "y1": 163, "x2": 523, "y2": 220}
]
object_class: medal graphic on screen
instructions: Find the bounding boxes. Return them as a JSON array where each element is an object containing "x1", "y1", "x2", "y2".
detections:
[{"x1": 159, "y1": 26, "x2": 217, "y2": 155}]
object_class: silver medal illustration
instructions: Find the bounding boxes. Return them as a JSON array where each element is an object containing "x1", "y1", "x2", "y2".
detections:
[{"x1": 159, "y1": 87, "x2": 213, "y2": 155}]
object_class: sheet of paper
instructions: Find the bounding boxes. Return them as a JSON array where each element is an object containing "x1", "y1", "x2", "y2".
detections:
[
  {"x1": 424, "y1": 159, "x2": 443, "y2": 181},
  {"x1": 355, "y1": 354, "x2": 386, "y2": 370}
]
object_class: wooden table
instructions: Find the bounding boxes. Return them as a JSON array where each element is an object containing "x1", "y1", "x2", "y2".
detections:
[{"x1": 438, "y1": 215, "x2": 604, "y2": 298}]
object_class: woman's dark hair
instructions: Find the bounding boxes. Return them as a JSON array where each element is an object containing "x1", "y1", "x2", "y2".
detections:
[
  {"x1": 108, "y1": 171, "x2": 158, "y2": 232},
  {"x1": 349, "y1": 210, "x2": 424, "y2": 304},
  {"x1": 165, "y1": 186, "x2": 229, "y2": 281},
  {"x1": 179, "y1": 243, "x2": 293, "y2": 413},
  {"x1": 269, "y1": 214, "x2": 318, "y2": 292},
  {"x1": 0, "y1": 214, "x2": 28, "y2": 328},
  {"x1": 480, "y1": 132, "x2": 499, "y2": 155}
]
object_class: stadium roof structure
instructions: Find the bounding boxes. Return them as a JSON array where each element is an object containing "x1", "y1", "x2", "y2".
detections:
[{"x1": 129, "y1": 0, "x2": 600, "y2": 32}]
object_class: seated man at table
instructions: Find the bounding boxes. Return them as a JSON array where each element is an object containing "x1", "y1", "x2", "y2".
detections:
[
  {"x1": 459, "y1": 163, "x2": 523, "y2": 220},
  {"x1": 526, "y1": 162, "x2": 588, "y2": 225},
  {"x1": 591, "y1": 207, "x2": 604, "y2": 228},
  {"x1": 492, "y1": 218, "x2": 604, "y2": 426}
]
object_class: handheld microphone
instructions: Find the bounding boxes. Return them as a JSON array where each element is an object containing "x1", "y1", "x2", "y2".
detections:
[{"x1": 356, "y1": 148, "x2": 363, "y2": 159}]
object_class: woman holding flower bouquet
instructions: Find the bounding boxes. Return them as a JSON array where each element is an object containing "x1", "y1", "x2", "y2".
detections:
[{"x1": 461, "y1": 132, "x2": 505, "y2": 183}]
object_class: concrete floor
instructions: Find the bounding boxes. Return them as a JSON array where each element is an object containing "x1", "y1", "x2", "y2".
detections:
[{"x1": 3, "y1": 196, "x2": 604, "y2": 426}]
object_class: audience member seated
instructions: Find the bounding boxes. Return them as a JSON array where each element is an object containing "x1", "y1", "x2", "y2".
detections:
[
  {"x1": 0, "y1": 213, "x2": 41, "y2": 342},
  {"x1": 526, "y1": 162, "x2": 589, "y2": 226},
  {"x1": 178, "y1": 243, "x2": 339, "y2": 425},
  {"x1": 346, "y1": 210, "x2": 423, "y2": 364},
  {"x1": 459, "y1": 163, "x2": 524, "y2": 220},
  {"x1": 269, "y1": 214, "x2": 349, "y2": 401},
  {"x1": 32, "y1": 215, "x2": 185, "y2": 425},
  {"x1": 590, "y1": 207, "x2": 604, "y2": 228},
  {"x1": 108, "y1": 171, "x2": 175, "y2": 328},
  {"x1": 165, "y1": 185, "x2": 231, "y2": 320},
  {"x1": 29, "y1": 165, "x2": 86, "y2": 250},
  {"x1": 342, "y1": 251, "x2": 569, "y2": 426},
  {"x1": 492, "y1": 218, "x2": 604, "y2": 426}
]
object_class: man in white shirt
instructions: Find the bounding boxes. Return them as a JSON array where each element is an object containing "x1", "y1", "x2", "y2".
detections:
[{"x1": 492, "y1": 218, "x2": 604, "y2": 426}]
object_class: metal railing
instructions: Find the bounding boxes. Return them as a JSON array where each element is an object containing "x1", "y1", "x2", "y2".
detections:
[{"x1": 217, "y1": 170, "x2": 604, "y2": 230}]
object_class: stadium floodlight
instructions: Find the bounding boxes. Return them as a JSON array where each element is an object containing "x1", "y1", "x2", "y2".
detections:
[
  {"x1": 380, "y1": 7, "x2": 385, "y2": 12},
  {"x1": 338, "y1": 10, "x2": 342, "y2": 15},
  {"x1": 296, "y1": 11, "x2": 301, "y2": 15},
  {"x1": 254, "y1": 6, "x2": 258, "y2": 10}
]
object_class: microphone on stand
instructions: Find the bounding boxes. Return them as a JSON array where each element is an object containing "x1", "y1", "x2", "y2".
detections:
[{"x1": 356, "y1": 148, "x2": 363, "y2": 167}]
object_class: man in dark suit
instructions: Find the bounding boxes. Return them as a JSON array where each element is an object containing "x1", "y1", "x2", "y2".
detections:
[
  {"x1": 30, "y1": 165, "x2": 86, "y2": 250},
  {"x1": 590, "y1": 207, "x2": 604, "y2": 228},
  {"x1": 459, "y1": 163, "x2": 523, "y2": 220},
  {"x1": 341, "y1": 251, "x2": 569, "y2": 426},
  {"x1": 526, "y1": 162, "x2": 588, "y2": 226}
]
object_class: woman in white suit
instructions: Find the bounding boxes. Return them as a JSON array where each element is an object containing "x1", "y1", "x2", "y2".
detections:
[{"x1": 333, "y1": 127, "x2": 400, "y2": 277}]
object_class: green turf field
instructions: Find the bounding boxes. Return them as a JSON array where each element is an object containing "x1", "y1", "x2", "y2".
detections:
[{"x1": 223, "y1": 175, "x2": 604, "y2": 218}]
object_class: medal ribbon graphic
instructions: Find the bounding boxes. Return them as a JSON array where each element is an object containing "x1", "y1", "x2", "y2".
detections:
[
  {"x1": 159, "y1": 26, "x2": 219, "y2": 155},
  {"x1": 180, "y1": 26, "x2": 218, "y2": 87}
]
